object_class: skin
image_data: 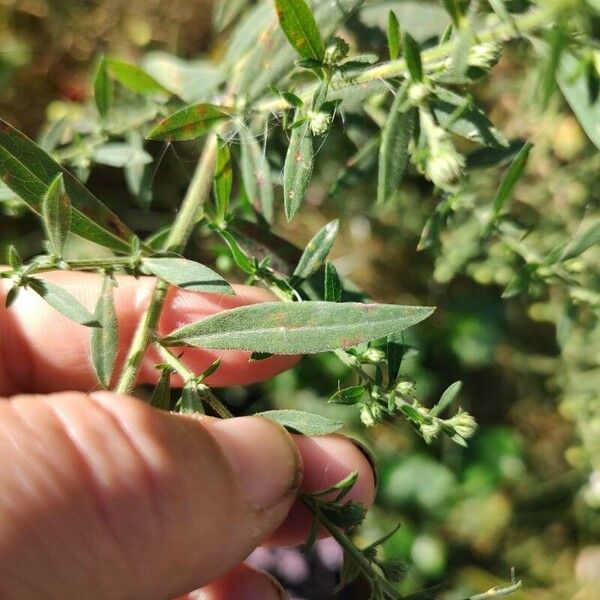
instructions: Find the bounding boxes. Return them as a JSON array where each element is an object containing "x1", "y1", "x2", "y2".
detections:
[{"x1": 0, "y1": 271, "x2": 375, "y2": 600}]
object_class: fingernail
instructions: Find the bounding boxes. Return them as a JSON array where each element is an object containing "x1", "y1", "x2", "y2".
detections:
[
  {"x1": 348, "y1": 437, "x2": 379, "y2": 492},
  {"x1": 205, "y1": 417, "x2": 302, "y2": 509}
]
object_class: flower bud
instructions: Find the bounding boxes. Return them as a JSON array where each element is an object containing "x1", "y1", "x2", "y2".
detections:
[
  {"x1": 408, "y1": 82, "x2": 430, "y2": 105},
  {"x1": 445, "y1": 409, "x2": 477, "y2": 439},
  {"x1": 307, "y1": 110, "x2": 332, "y2": 136},
  {"x1": 425, "y1": 138, "x2": 465, "y2": 188},
  {"x1": 421, "y1": 419, "x2": 442, "y2": 444},
  {"x1": 325, "y1": 36, "x2": 350, "y2": 64},
  {"x1": 360, "y1": 402, "x2": 385, "y2": 427},
  {"x1": 360, "y1": 347, "x2": 386, "y2": 365},
  {"x1": 468, "y1": 42, "x2": 501, "y2": 70},
  {"x1": 395, "y1": 380, "x2": 415, "y2": 396}
]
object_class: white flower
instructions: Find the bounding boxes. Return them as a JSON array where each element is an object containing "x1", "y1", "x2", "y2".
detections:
[
  {"x1": 446, "y1": 408, "x2": 477, "y2": 439},
  {"x1": 307, "y1": 111, "x2": 332, "y2": 136},
  {"x1": 469, "y1": 42, "x2": 502, "y2": 70},
  {"x1": 360, "y1": 402, "x2": 385, "y2": 427},
  {"x1": 426, "y1": 139, "x2": 466, "y2": 188}
]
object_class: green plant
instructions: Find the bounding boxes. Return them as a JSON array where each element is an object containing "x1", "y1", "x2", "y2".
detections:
[{"x1": 0, "y1": 0, "x2": 598, "y2": 597}]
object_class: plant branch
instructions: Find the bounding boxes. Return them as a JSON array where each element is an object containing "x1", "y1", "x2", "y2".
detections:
[
  {"x1": 254, "y1": 8, "x2": 549, "y2": 114},
  {"x1": 115, "y1": 133, "x2": 219, "y2": 394}
]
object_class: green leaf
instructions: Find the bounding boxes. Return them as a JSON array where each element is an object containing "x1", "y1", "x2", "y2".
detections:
[
  {"x1": 214, "y1": 139, "x2": 232, "y2": 223},
  {"x1": 293, "y1": 219, "x2": 339, "y2": 280},
  {"x1": 218, "y1": 229, "x2": 256, "y2": 275},
  {"x1": 560, "y1": 218, "x2": 600, "y2": 262},
  {"x1": 106, "y1": 58, "x2": 171, "y2": 98},
  {"x1": 378, "y1": 90, "x2": 416, "y2": 204},
  {"x1": 239, "y1": 127, "x2": 274, "y2": 223},
  {"x1": 148, "y1": 104, "x2": 234, "y2": 141},
  {"x1": 163, "y1": 301, "x2": 435, "y2": 354},
  {"x1": 42, "y1": 173, "x2": 71, "y2": 257},
  {"x1": 91, "y1": 276, "x2": 119, "y2": 388},
  {"x1": 275, "y1": 0, "x2": 325, "y2": 61},
  {"x1": 387, "y1": 333, "x2": 409, "y2": 385},
  {"x1": 213, "y1": 0, "x2": 251, "y2": 31},
  {"x1": 329, "y1": 385, "x2": 367, "y2": 405},
  {"x1": 439, "y1": 0, "x2": 463, "y2": 26},
  {"x1": 557, "y1": 51, "x2": 600, "y2": 150},
  {"x1": 492, "y1": 142, "x2": 533, "y2": 215},
  {"x1": 7, "y1": 245, "x2": 21, "y2": 270},
  {"x1": 94, "y1": 56, "x2": 113, "y2": 119},
  {"x1": 431, "y1": 88, "x2": 508, "y2": 148},
  {"x1": 151, "y1": 367, "x2": 173, "y2": 410},
  {"x1": 29, "y1": 278, "x2": 100, "y2": 327},
  {"x1": 0, "y1": 118, "x2": 137, "y2": 253},
  {"x1": 143, "y1": 257, "x2": 234, "y2": 295},
  {"x1": 180, "y1": 383, "x2": 205, "y2": 414},
  {"x1": 402, "y1": 32, "x2": 423, "y2": 81},
  {"x1": 431, "y1": 381, "x2": 462, "y2": 417},
  {"x1": 256, "y1": 409, "x2": 343, "y2": 435},
  {"x1": 324, "y1": 261, "x2": 342, "y2": 302},
  {"x1": 387, "y1": 11, "x2": 401, "y2": 60},
  {"x1": 284, "y1": 119, "x2": 314, "y2": 221}
]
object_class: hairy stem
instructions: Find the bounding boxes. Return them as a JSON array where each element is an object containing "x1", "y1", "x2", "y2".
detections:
[
  {"x1": 255, "y1": 8, "x2": 548, "y2": 114},
  {"x1": 115, "y1": 134, "x2": 218, "y2": 394}
]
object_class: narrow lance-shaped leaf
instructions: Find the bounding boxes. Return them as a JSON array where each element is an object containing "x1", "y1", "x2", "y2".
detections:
[
  {"x1": 162, "y1": 301, "x2": 435, "y2": 354},
  {"x1": 329, "y1": 386, "x2": 367, "y2": 405},
  {"x1": 28, "y1": 278, "x2": 100, "y2": 327},
  {"x1": 91, "y1": 276, "x2": 119, "y2": 388},
  {"x1": 431, "y1": 88, "x2": 508, "y2": 148},
  {"x1": 402, "y1": 32, "x2": 423, "y2": 81},
  {"x1": 560, "y1": 217, "x2": 600, "y2": 262},
  {"x1": 151, "y1": 367, "x2": 173, "y2": 410},
  {"x1": 293, "y1": 219, "x2": 339, "y2": 280},
  {"x1": 378, "y1": 87, "x2": 416, "y2": 204},
  {"x1": 492, "y1": 142, "x2": 533, "y2": 215},
  {"x1": 284, "y1": 118, "x2": 314, "y2": 221},
  {"x1": 275, "y1": 0, "x2": 325, "y2": 61},
  {"x1": 148, "y1": 104, "x2": 234, "y2": 141},
  {"x1": 106, "y1": 58, "x2": 171, "y2": 98},
  {"x1": 0, "y1": 118, "x2": 137, "y2": 252},
  {"x1": 94, "y1": 56, "x2": 113, "y2": 119},
  {"x1": 431, "y1": 381, "x2": 462, "y2": 417},
  {"x1": 42, "y1": 173, "x2": 71, "y2": 257},
  {"x1": 324, "y1": 261, "x2": 342, "y2": 302},
  {"x1": 256, "y1": 409, "x2": 343, "y2": 435},
  {"x1": 387, "y1": 11, "x2": 401, "y2": 60},
  {"x1": 239, "y1": 127, "x2": 274, "y2": 223},
  {"x1": 143, "y1": 256, "x2": 234, "y2": 295},
  {"x1": 213, "y1": 139, "x2": 232, "y2": 223}
]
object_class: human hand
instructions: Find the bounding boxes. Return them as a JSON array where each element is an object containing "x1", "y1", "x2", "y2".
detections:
[{"x1": 0, "y1": 271, "x2": 375, "y2": 600}]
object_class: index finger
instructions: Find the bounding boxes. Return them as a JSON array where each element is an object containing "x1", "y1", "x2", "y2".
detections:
[{"x1": 0, "y1": 271, "x2": 299, "y2": 395}]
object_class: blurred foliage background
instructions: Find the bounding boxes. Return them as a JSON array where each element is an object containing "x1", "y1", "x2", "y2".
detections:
[{"x1": 1, "y1": 0, "x2": 599, "y2": 598}]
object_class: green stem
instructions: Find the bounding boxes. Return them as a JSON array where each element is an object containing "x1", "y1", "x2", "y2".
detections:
[
  {"x1": 115, "y1": 133, "x2": 219, "y2": 394},
  {"x1": 255, "y1": 8, "x2": 549, "y2": 114}
]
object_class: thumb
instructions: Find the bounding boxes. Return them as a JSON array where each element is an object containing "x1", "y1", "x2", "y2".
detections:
[{"x1": 0, "y1": 392, "x2": 301, "y2": 600}]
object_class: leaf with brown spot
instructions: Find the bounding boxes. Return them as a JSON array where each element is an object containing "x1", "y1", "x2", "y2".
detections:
[
  {"x1": 148, "y1": 104, "x2": 234, "y2": 141},
  {"x1": 275, "y1": 0, "x2": 325, "y2": 61},
  {"x1": 162, "y1": 301, "x2": 434, "y2": 354}
]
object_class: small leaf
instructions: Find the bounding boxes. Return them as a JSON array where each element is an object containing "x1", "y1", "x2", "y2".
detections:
[
  {"x1": 218, "y1": 229, "x2": 256, "y2": 275},
  {"x1": 378, "y1": 88, "x2": 416, "y2": 204},
  {"x1": 143, "y1": 256, "x2": 234, "y2": 295},
  {"x1": 275, "y1": 0, "x2": 325, "y2": 61},
  {"x1": 7, "y1": 245, "x2": 21, "y2": 270},
  {"x1": 214, "y1": 139, "x2": 232, "y2": 223},
  {"x1": 180, "y1": 383, "x2": 205, "y2": 414},
  {"x1": 387, "y1": 11, "x2": 401, "y2": 60},
  {"x1": 94, "y1": 56, "x2": 113, "y2": 119},
  {"x1": 284, "y1": 118, "x2": 314, "y2": 221},
  {"x1": 557, "y1": 51, "x2": 600, "y2": 150},
  {"x1": 329, "y1": 386, "x2": 367, "y2": 405},
  {"x1": 431, "y1": 88, "x2": 508, "y2": 148},
  {"x1": 91, "y1": 276, "x2": 119, "y2": 388},
  {"x1": 324, "y1": 261, "x2": 342, "y2": 302},
  {"x1": 560, "y1": 217, "x2": 600, "y2": 262},
  {"x1": 42, "y1": 174, "x2": 71, "y2": 257},
  {"x1": 92, "y1": 143, "x2": 153, "y2": 168},
  {"x1": 239, "y1": 127, "x2": 274, "y2": 223},
  {"x1": 402, "y1": 32, "x2": 423, "y2": 81},
  {"x1": 293, "y1": 219, "x2": 339, "y2": 280},
  {"x1": 151, "y1": 367, "x2": 173, "y2": 410},
  {"x1": 29, "y1": 278, "x2": 100, "y2": 327},
  {"x1": 148, "y1": 104, "x2": 234, "y2": 141},
  {"x1": 387, "y1": 333, "x2": 409, "y2": 386},
  {"x1": 492, "y1": 142, "x2": 533, "y2": 215},
  {"x1": 106, "y1": 58, "x2": 171, "y2": 98},
  {"x1": 440, "y1": 0, "x2": 463, "y2": 26},
  {"x1": 5, "y1": 286, "x2": 19, "y2": 308},
  {"x1": 431, "y1": 381, "x2": 462, "y2": 417},
  {"x1": 0, "y1": 117, "x2": 137, "y2": 253},
  {"x1": 162, "y1": 301, "x2": 435, "y2": 354},
  {"x1": 256, "y1": 409, "x2": 343, "y2": 435}
]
